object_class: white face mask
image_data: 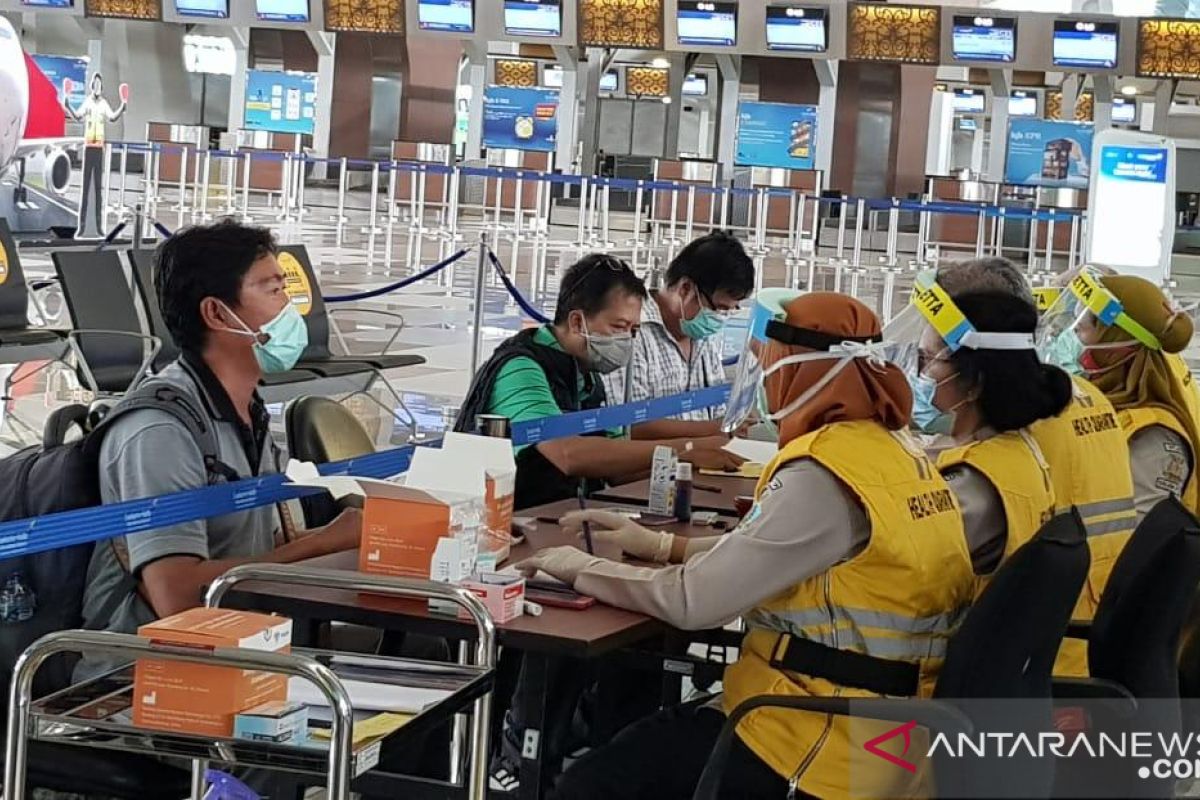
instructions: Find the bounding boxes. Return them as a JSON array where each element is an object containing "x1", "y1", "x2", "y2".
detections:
[{"x1": 761, "y1": 340, "x2": 891, "y2": 421}]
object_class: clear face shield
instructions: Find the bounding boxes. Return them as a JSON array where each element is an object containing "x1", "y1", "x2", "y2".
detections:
[
  {"x1": 889, "y1": 271, "x2": 1039, "y2": 432},
  {"x1": 721, "y1": 289, "x2": 894, "y2": 434},
  {"x1": 1036, "y1": 268, "x2": 1162, "y2": 375}
]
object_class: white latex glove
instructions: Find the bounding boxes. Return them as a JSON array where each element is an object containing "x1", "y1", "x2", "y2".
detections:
[
  {"x1": 514, "y1": 546, "x2": 604, "y2": 585},
  {"x1": 559, "y1": 510, "x2": 674, "y2": 563}
]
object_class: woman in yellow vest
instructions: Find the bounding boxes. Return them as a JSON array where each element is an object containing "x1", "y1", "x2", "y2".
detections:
[
  {"x1": 934, "y1": 258, "x2": 1136, "y2": 678},
  {"x1": 1042, "y1": 272, "x2": 1200, "y2": 520},
  {"x1": 518, "y1": 291, "x2": 975, "y2": 799},
  {"x1": 889, "y1": 271, "x2": 1071, "y2": 591}
]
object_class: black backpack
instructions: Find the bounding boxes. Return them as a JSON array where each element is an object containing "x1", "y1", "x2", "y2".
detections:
[{"x1": 0, "y1": 382, "x2": 235, "y2": 699}]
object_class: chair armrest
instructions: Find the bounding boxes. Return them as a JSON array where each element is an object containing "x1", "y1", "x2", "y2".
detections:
[
  {"x1": 327, "y1": 307, "x2": 406, "y2": 358},
  {"x1": 1064, "y1": 620, "x2": 1092, "y2": 640},
  {"x1": 692, "y1": 695, "x2": 973, "y2": 800},
  {"x1": 65, "y1": 329, "x2": 161, "y2": 395},
  {"x1": 1052, "y1": 677, "x2": 1136, "y2": 703},
  {"x1": 26, "y1": 278, "x2": 60, "y2": 327}
]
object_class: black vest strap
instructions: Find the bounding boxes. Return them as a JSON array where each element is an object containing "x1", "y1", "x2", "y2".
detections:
[{"x1": 769, "y1": 633, "x2": 920, "y2": 698}]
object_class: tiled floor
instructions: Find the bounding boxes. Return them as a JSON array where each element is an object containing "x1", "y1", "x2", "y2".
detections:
[{"x1": 5, "y1": 175, "x2": 1200, "y2": 457}]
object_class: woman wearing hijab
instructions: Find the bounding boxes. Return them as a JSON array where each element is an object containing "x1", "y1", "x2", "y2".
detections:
[
  {"x1": 935, "y1": 258, "x2": 1136, "y2": 678},
  {"x1": 897, "y1": 274, "x2": 1073, "y2": 590},
  {"x1": 518, "y1": 292, "x2": 975, "y2": 800},
  {"x1": 1049, "y1": 273, "x2": 1200, "y2": 519}
]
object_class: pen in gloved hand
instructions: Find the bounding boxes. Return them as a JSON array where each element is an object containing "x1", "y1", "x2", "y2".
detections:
[{"x1": 576, "y1": 486, "x2": 595, "y2": 555}]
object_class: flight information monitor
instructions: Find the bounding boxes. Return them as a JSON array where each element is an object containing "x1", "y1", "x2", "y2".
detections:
[
  {"x1": 418, "y1": 0, "x2": 474, "y2": 33},
  {"x1": 1113, "y1": 98, "x2": 1137, "y2": 124},
  {"x1": 684, "y1": 74, "x2": 709, "y2": 96},
  {"x1": 21, "y1": 0, "x2": 73, "y2": 6},
  {"x1": 1053, "y1": 19, "x2": 1118, "y2": 69},
  {"x1": 504, "y1": 0, "x2": 561, "y2": 38},
  {"x1": 176, "y1": 0, "x2": 228, "y2": 18},
  {"x1": 677, "y1": 1, "x2": 737, "y2": 48},
  {"x1": 255, "y1": 0, "x2": 308, "y2": 22},
  {"x1": 765, "y1": 6, "x2": 827, "y2": 53},
  {"x1": 1009, "y1": 91, "x2": 1038, "y2": 117},
  {"x1": 542, "y1": 66, "x2": 618, "y2": 92},
  {"x1": 952, "y1": 88, "x2": 985, "y2": 114},
  {"x1": 951, "y1": 15, "x2": 1016, "y2": 63}
]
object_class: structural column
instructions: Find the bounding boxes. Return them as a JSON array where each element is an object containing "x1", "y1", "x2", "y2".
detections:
[
  {"x1": 714, "y1": 54, "x2": 740, "y2": 179},
  {"x1": 552, "y1": 45, "x2": 580, "y2": 173},
  {"x1": 307, "y1": 31, "x2": 336, "y2": 178},
  {"x1": 463, "y1": 41, "x2": 487, "y2": 161},
  {"x1": 578, "y1": 48, "x2": 605, "y2": 178},
  {"x1": 985, "y1": 69, "x2": 1011, "y2": 183},
  {"x1": 813, "y1": 59, "x2": 838, "y2": 183}
]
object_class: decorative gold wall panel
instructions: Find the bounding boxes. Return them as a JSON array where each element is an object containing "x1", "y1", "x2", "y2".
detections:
[
  {"x1": 847, "y1": 3, "x2": 940, "y2": 65},
  {"x1": 85, "y1": 0, "x2": 159, "y2": 19},
  {"x1": 1138, "y1": 18, "x2": 1200, "y2": 79},
  {"x1": 1046, "y1": 91, "x2": 1093, "y2": 122},
  {"x1": 495, "y1": 60, "x2": 539, "y2": 88},
  {"x1": 580, "y1": 0, "x2": 663, "y2": 49},
  {"x1": 626, "y1": 67, "x2": 669, "y2": 97},
  {"x1": 324, "y1": 0, "x2": 403, "y2": 34}
]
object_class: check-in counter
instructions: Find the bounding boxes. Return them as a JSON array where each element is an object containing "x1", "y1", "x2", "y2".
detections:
[
  {"x1": 233, "y1": 130, "x2": 304, "y2": 193},
  {"x1": 391, "y1": 140, "x2": 452, "y2": 208},
  {"x1": 483, "y1": 149, "x2": 553, "y2": 211},
  {"x1": 652, "y1": 159, "x2": 720, "y2": 232},
  {"x1": 750, "y1": 167, "x2": 822, "y2": 235},
  {"x1": 145, "y1": 123, "x2": 207, "y2": 185}
]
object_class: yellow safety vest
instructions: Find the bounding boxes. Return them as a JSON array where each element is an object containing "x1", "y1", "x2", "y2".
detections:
[
  {"x1": 1028, "y1": 377, "x2": 1136, "y2": 677},
  {"x1": 1121, "y1": 406, "x2": 1199, "y2": 513},
  {"x1": 722, "y1": 420, "x2": 974, "y2": 798},
  {"x1": 935, "y1": 430, "x2": 1055, "y2": 598}
]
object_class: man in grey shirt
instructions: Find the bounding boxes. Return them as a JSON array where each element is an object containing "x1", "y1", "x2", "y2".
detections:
[{"x1": 80, "y1": 221, "x2": 361, "y2": 652}]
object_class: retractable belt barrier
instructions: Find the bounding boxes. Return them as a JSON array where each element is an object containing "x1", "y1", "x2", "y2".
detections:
[
  {"x1": 0, "y1": 384, "x2": 730, "y2": 560},
  {"x1": 322, "y1": 247, "x2": 474, "y2": 303},
  {"x1": 107, "y1": 140, "x2": 1086, "y2": 225}
]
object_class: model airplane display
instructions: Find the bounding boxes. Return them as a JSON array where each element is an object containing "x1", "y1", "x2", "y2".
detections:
[{"x1": 0, "y1": 17, "x2": 85, "y2": 235}]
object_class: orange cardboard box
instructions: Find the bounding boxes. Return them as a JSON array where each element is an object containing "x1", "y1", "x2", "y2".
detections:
[
  {"x1": 442, "y1": 433, "x2": 516, "y2": 561},
  {"x1": 133, "y1": 608, "x2": 292, "y2": 737},
  {"x1": 285, "y1": 453, "x2": 483, "y2": 580}
]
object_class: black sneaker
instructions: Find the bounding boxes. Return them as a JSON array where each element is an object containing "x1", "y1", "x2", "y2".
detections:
[{"x1": 489, "y1": 752, "x2": 520, "y2": 795}]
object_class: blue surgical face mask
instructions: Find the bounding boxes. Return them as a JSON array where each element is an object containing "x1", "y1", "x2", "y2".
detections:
[
  {"x1": 910, "y1": 372, "x2": 955, "y2": 435},
  {"x1": 679, "y1": 290, "x2": 726, "y2": 340},
  {"x1": 221, "y1": 301, "x2": 309, "y2": 374},
  {"x1": 1044, "y1": 329, "x2": 1085, "y2": 376}
]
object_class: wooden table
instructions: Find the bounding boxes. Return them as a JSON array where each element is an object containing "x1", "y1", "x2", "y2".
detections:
[
  {"x1": 224, "y1": 498, "x2": 733, "y2": 799},
  {"x1": 593, "y1": 473, "x2": 759, "y2": 515}
]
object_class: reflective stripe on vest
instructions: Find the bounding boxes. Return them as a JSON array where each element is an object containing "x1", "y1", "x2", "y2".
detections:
[
  {"x1": 1029, "y1": 376, "x2": 1136, "y2": 679},
  {"x1": 723, "y1": 421, "x2": 973, "y2": 797}
]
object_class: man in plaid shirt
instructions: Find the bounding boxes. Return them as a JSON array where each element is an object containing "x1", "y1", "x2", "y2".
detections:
[{"x1": 603, "y1": 231, "x2": 756, "y2": 439}]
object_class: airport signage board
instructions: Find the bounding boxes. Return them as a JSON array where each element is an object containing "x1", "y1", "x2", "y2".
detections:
[
  {"x1": 1086, "y1": 130, "x2": 1175, "y2": 283},
  {"x1": 1004, "y1": 118, "x2": 1094, "y2": 190},
  {"x1": 244, "y1": 69, "x2": 317, "y2": 135},
  {"x1": 30, "y1": 54, "x2": 88, "y2": 105},
  {"x1": 734, "y1": 101, "x2": 818, "y2": 171},
  {"x1": 483, "y1": 86, "x2": 559, "y2": 153}
]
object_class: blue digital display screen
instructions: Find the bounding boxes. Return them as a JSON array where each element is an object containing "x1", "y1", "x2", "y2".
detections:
[
  {"x1": 1053, "y1": 19, "x2": 1118, "y2": 69},
  {"x1": 504, "y1": 0, "x2": 560, "y2": 37},
  {"x1": 735, "y1": 101, "x2": 818, "y2": 171},
  {"x1": 765, "y1": 6, "x2": 826, "y2": 53},
  {"x1": 255, "y1": 0, "x2": 309, "y2": 22},
  {"x1": 677, "y1": 1, "x2": 737, "y2": 47},
  {"x1": 418, "y1": 0, "x2": 474, "y2": 33},
  {"x1": 21, "y1": 0, "x2": 73, "y2": 7},
  {"x1": 951, "y1": 15, "x2": 1016, "y2": 63},
  {"x1": 244, "y1": 70, "x2": 317, "y2": 135},
  {"x1": 176, "y1": 0, "x2": 228, "y2": 18}
]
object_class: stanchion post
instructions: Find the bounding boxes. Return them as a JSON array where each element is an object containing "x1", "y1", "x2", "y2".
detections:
[
  {"x1": 1068, "y1": 214, "x2": 1080, "y2": 273},
  {"x1": 975, "y1": 207, "x2": 986, "y2": 258},
  {"x1": 995, "y1": 207, "x2": 1007, "y2": 258},
  {"x1": 470, "y1": 234, "x2": 489, "y2": 378},
  {"x1": 117, "y1": 143, "x2": 129, "y2": 213},
  {"x1": 886, "y1": 199, "x2": 899, "y2": 265},
  {"x1": 1044, "y1": 212, "x2": 1057, "y2": 274},
  {"x1": 199, "y1": 150, "x2": 212, "y2": 220},
  {"x1": 852, "y1": 198, "x2": 865, "y2": 267},
  {"x1": 132, "y1": 202, "x2": 144, "y2": 250},
  {"x1": 101, "y1": 142, "x2": 113, "y2": 232},
  {"x1": 684, "y1": 185, "x2": 697, "y2": 243},
  {"x1": 836, "y1": 196, "x2": 847, "y2": 260},
  {"x1": 240, "y1": 151, "x2": 252, "y2": 222}
]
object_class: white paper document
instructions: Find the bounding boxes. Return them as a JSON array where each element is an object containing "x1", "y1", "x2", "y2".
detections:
[
  {"x1": 722, "y1": 438, "x2": 778, "y2": 464},
  {"x1": 288, "y1": 676, "x2": 450, "y2": 714}
]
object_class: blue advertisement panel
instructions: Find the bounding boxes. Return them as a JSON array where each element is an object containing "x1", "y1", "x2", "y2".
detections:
[
  {"x1": 1004, "y1": 118, "x2": 1094, "y2": 189},
  {"x1": 734, "y1": 101, "x2": 818, "y2": 170},
  {"x1": 482, "y1": 86, "x2": 559, "y2": 153},
  {"x1": 31, "y1": 55, "x2": 88, "y2": 105},
  {"x1": 244, "y1": 70, "x2": 317, "y2": 135}
]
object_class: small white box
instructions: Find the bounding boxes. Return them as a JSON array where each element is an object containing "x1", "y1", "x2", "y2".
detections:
[{"x1": 460, "y1": 573, "x2": 526, "y2": 624}]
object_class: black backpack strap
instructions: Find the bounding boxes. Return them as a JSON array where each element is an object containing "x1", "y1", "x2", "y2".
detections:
[{"x1": 91, "y1": 382, "x2": 241, "y2": 484}]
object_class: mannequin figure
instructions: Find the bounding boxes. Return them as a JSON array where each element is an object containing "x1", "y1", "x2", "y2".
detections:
[{"x1": 61, "y1": 74, "x2": 128, "y2": 239}]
